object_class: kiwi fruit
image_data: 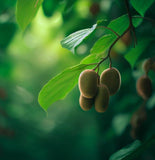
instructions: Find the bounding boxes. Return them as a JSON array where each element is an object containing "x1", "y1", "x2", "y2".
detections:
[
  {"x1": 143, "y1": 58, "x2": 153, "y2": 74},
  {"x1": 95, "y1": 84, "x2": 109, "y2": 113},
  {"x1": 136, "y1": 75, "x2": 152, "y2": 100},
  {"x1": 100, "y1": 67, "x2": 121, "y2": 95},
  {"x1": 79, "y1": 69, "x2": 98, "y2": 98},
  {"x1": 79, "y1": 95, "x2": 94, "y2": 111}
]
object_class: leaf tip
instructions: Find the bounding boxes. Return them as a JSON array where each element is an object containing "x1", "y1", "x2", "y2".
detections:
[{"x1": 38, "y1": 90, "x2": 48, "y2": 112}]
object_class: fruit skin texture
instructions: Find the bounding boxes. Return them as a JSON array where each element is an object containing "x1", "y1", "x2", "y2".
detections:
[
  {"x1": 79, "y1": 69, "x2": 98, "y2": 98},
  {"x1": 136, "y1": 75, "x2": 152, "y2": 100},
  {"x1": 95, "y1": 84, "x2": 109, "y2": 113},
  {"x1": 100, "y1": 67, "x2": 121, "y2": 96},
  {"x1": 79, "y1": 95, "x2": 94, "y2": 111}
]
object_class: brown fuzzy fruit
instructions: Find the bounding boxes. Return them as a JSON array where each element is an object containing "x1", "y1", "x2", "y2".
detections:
[
  {"x1": 79, "y1": 95, "x2": 94, "y2": 111},
  {"x1": 136, "y1": 75, "x2": 152, "y2": 100},
  {"x1": 79, "y1": 69, "x2": 98, "y2": 98},
  {"x1": 143, "y1": 58, "x2": 153, "y2": 74},
  {"x1": 95, "y1": 84, "x2": 109, "y2": 113},
  {"x1": 100, "y1": 67, "x2": 121, "y2": 95}
]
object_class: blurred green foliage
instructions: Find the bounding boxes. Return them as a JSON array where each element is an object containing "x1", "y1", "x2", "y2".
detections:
[{"x1": 0, "y1": 0, "x2": 155, "y2": 160}]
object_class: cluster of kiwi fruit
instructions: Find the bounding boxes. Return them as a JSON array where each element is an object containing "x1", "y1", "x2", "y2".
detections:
[
  {"x1": 136, "y1": 58, "x2": 155, "y2": 100},
  {"x1": 130, "y1": 58, "x2": 155, "y2": 139},
  {"x1": 78, "y1": 67, "x2": 121, "y2": 113}
]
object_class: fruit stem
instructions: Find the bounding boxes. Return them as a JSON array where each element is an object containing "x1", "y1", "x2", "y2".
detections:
[
  {"x1": 125, "y1": 0, "x2": 137, "y2": 47},
  {"x1": 93, "y1": 0, "x2": 137, "y2": 71},
  {"x1": 132, "y1": 16, "x2": 155, "y2": 24},
  {"x1": 93, "y1": 26, "x2": 130, "y2": 70}
]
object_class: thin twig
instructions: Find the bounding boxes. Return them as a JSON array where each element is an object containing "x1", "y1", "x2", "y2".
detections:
[
  {"x1": 92, "y1": 0, "x2": 137, "y2": 71},
  {"x1": 93, "y1": 26, "x2": 131, "y2": 70},
  {"x1": 125, "y1": 0, "x2": 137, "y2": 47},
  {"x1": 35, "y1": 0, "x2": 39, "y2": 8},
  {"x1": 108, "y1": 26, "x2": 131, "y2": 66},
  {"x1": 132, "y1": 16, "x2": 155, "y2": 24},
  {"x1": 97, "y1": 26, "x2": 120, "y2": 37},
  {"x1": 93, "y1": 56, "x2": 109, "y2": 70}
]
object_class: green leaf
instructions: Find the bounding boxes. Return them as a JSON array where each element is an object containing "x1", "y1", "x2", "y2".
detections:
[
  {"x1": 110, "y1": 135, "x2": 155, "y2": 160},
  {"x1": 125, "y1": 38, "x2": 153, "y2": 68},
  {"x1": 90, "y1": 14, "x2": 142, "y2": 55},
  {"x1": 38, "y1": 64, "x2": 89, "y2": 111},
  {"x1": 110, "y1": 140, "x2": 141, "y2": 160},
  {"x1": 97, "y1": 19, "x2": 108, "y2": 26},
  {"x1": 107, "y1": 14, "x2": 142, "y2": 35},
  {"x1": 130, "y1": 0, "x2": 154, "y2": 16},
  {"x1": 61, "y1": 14, "x2": 142, "y2": 55},
  {"x1": 91, "y1": 34, "x2": 116, "y2": 54},
  {"x1": 16, "y1": 0, "x2": 43, "y2": 30},
  {"x1": 80, "y1": 53, "x2": 104, "y2": 64},
  {"x1": 61, "y1": 24, "x2": 97, "y2": 54}
]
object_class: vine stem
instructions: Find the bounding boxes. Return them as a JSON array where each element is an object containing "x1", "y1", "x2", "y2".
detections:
[
  {"x1": 132, "y1": 16, "x2": 155, "y2": 24},
  {"x1": 35, "y1": 0, "x2": 39, "y2": 8},
  {"x1": 92, "y1": 0, "x2": 136, "y2": 71},
  {"x1": 125, "y1": 0, "x2": 137, "y2": 47},
  {"x1": 93, "y1": 26, "x2": 130, "y2": 70}
]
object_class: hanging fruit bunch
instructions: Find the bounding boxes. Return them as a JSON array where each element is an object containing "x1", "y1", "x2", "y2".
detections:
[
  {"x1": 130, "y1": 58, "x2": 155, "y2": 139},
  {"x1": 78, "y1": 67, "x2": 121, "y2": 113}
]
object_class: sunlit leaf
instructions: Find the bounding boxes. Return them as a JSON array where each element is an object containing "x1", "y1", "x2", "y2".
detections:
[
  {"x1": 38, "y1": 64, "x2": 89, "y2": 110},
  {"x1": 80, "y1": 53, "x2": 104, "y2": 64},
  {"x1": 91, "y1": 34, "x2": 116, "y2": 54},
  {"x1": 61, "y1": 24, "x2": 97, "y2": 53},
  {"x1": 107, "y1": 14, "x2": 142, "y2": 35},
  {"x1": 130, "y1": 0, "x2": 154, "y2": 16},
  {"x1": 16, "y1": 0, "x2": 43, "y2": 30},
  {"x1": 90, "y1": 14, "x2": 142, "y2": 55},
  {"x1": 125, "y1": 38, "x2": 153, "y2": 68}
]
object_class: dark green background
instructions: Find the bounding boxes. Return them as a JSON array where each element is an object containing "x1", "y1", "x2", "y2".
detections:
[{"x1": 0, "y1": 0, "x2": 155, "y2": 159}]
